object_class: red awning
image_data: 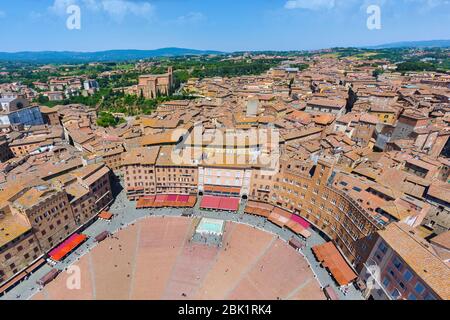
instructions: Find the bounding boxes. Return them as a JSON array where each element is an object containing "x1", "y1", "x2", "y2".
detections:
[
  {"x1": 245, "y1": 201, "x2": 273, "y2": 217},
  {"x1": 167, "y1": 194, "x2": 178, "y2": 201},
  {"x1": 137, "y1": 194, "x2": 195, "y2": 209},
  {"x1": 312, "y1": 242, "x2": 357, "y2": 286},
  {"x1": 268, "y1": 213, "x2": 286, "y2": 227},
  {"x1": 98, "y1": 211, "x2": 113, "y2": 220},
  {"x1": 187, "y1": 196, "x2": 197, "y2": 207},
  {"x1": 136, "y1": 196, "x2": 156, "y2": 209},
  {"x1": 273, "y1": 207, "x2": 292, "y2": 219},
  {"x1": 177, "y1": 195, "x2": 189, "y2": 203},
  {"x1": 269, "y1": 207, "x2": 292, "y2": 227},
  {"x1": 291, "y1": 214, "x2": 311, "y2": 229},
  {"x1": 218, "y1": 197, "x2": 240, "y2": 211},
  {"x1": 49, "y1": 234, "x2": 87, "y2": 262},
  {"x1": 285, "y1": 220, "x2": 304, "y2": 233},
  {"x1": 155, "y1": 194, "x2": 167, "y2": 203},
  {"x1": 200, "y1": 195, "x2": 221, "y2": 209},
  {"x1": 201, "y1": 196, "x2": 240, "y2": 211}
]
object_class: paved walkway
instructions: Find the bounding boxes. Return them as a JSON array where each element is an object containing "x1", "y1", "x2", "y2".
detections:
[{"x1": 1, "y1": 183, "x2": 363, "y2": 300}]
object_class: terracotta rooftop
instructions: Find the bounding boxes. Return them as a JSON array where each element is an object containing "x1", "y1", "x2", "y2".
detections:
[
  {"x1": 427, "y1": 183, "x2": 450, "y2": 204},
  {"x1": 122, "y1": 147, "x2": 160, "y2": 166},
  {"x1": 378, "y1": 223, "x2": 450, "y2": 300},
  {"x1": 283, "y1": 127, "x2": 323, "y2": 142},
  {"x1": 0, "y1": 213, "x2": 32, "y2": 248},
  {"x1": 430, "y1": 231, "x2": 450, "y2": 252},
  {"x1": 14, "y1": 185, "x2": 58, "y2": 210},
  {"x1": 140, "y1": 130, "x2": 183, "y2": 147}
]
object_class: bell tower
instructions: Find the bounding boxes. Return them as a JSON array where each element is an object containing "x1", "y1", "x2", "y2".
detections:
[{"x1": 167, "y1": 66, "x2": 174, "y2": 88}]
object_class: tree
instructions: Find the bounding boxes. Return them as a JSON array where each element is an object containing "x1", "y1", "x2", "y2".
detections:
[
  {"x1": 37, "y1": 94, "x2": 49, "y2": 104},
  {"x1": 372, "y1": 69, "x2": 384, "y2": 79},
  {"x1": 96, "y1": 111, "x2": 124, "y2": 128},
  {"x1": 396, "y1": 61, "x2": 436, "y2": 72}
]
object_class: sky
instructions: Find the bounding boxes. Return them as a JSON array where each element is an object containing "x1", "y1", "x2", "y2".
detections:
[{"x1": 0, "y1": 0, "x2": 449, "y2": 52}]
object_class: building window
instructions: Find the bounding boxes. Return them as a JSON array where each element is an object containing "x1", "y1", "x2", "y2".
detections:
[
  {"x1": 382, "y1": 277, "x2": 390, "y2": 287},
  {"x1": 403, "y1": 269, "x2": 413, "y2": 282},
  {"x1": 393, "y1": 257, "x2": 403, "y2": 270},
  {"x1": 389, "y1": 269, "x2": 395, "y2": 277},
  {"x1": 391, "y1": 288, "x2": 401, "y2": 299},
  {"x1": 414, "y1": 282, "x2": 425, "y2": 295},
  {"x1": 424, "y1": 293, "x2": 436, "y2": 300},
  {"x1": 378, "y1": 241, "x2": 388, "y2": 254},
  {"x1": 407, "y1": 293, "x2": 417, "y2": 300}
]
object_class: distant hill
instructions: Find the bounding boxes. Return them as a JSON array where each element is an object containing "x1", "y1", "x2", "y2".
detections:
[
  {"x1": 2, "y1": 41, "x2": 449, "y2": 64},
  {"x1": 364, "y1": 40, "x2": 450, "y2": 49},
  {"x1": 0, "y1": 47, "x2": 225, "y2": 63}
]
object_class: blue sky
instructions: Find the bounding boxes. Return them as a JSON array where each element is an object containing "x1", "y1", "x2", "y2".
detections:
[{"x1": 0, "y1": 0, "x2": 449, "y2": 52}]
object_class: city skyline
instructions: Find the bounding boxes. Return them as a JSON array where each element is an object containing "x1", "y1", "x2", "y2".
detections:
[{"x1": 0, "y1": 0, "x2": 449, "y2": 52}]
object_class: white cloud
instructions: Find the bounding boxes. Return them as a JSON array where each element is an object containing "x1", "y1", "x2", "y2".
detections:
[
  {"x1": 49, "y1": 0, "x2": 78, "y2": 15},
  {"x1": 284, "y1": 0, "x2": 336, "y2": 10},
  {"x1": 100, "y1": 0, "x2": 154, "y2": 21},
  {"x1": 48, "y1": 0, "x2": 155, "y2": 21},
  {"x1": 176, "y1": 12, "x2": 205, "y2": 24},
  {"x1": 83, "y1": 0, "x2": 102, "y2": 11},
  {"x1": 413, "y1": 0, "x2": 450, "y2": 10},
  {"x1": 405, "y1": 0, "x2": 450, "y2": 7},
  {"x1": 30, "y1": 11, "x2": 44, "y2": 20},
  {"x1": 285, "y1": 0, "x2": 449, "y2": 12}
]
